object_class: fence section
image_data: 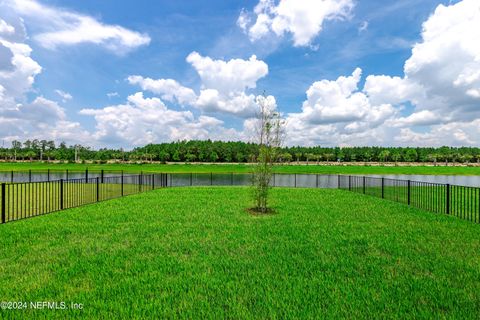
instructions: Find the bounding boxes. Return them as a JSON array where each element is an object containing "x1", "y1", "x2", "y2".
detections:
[
  {"x1": 0, "y1": 173, "x2": 168, "y2": 224},
  {"x1": 339, "y1": 175, "x2": 480, "y2": 223}
]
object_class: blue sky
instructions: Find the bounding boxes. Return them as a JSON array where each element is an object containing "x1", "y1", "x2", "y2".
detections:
[{"x1": 0, "y1": 0, "x2": 479, "y2": 148}]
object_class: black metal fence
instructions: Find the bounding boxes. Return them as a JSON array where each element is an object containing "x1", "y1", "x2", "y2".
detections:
[
  {"x1": 339, "y1": 175, "x2": 480, "y2": 223},
  {"x1": 0, "y1": 173, "x2": 168, "y2": 224}
]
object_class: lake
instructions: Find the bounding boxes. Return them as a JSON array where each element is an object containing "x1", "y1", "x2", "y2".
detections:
[{"x1": 0, "y1": 171, "x2": 479, "y2": 188}]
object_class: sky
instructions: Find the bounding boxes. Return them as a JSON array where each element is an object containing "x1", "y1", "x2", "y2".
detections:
[{"x1": 0, "y1": 0, "x2": 479, "y2": 149}]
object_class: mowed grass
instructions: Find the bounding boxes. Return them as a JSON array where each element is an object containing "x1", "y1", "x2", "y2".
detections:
[
  {"x1": 1, "y1": 187, "x2": 479, "y2": 319},
  {"x1": 1, "y1": 162, "x2": 480, "y2": 175}
]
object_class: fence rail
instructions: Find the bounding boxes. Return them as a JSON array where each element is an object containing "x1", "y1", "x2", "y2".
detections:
[
  {"x1": 339, "y1": 175, "x2": 480, "y2": 223},
  {"x1": 0, "y1": 169, "x2": 125, "y2": 183},
  {"x1": 0, "y1": 172, "x2": 479, "y2": 225}
]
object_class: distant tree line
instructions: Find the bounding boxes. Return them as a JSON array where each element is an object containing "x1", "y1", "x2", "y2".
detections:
[{"x1": 1, "y1": 139, "x2": 480, "y2": 164}]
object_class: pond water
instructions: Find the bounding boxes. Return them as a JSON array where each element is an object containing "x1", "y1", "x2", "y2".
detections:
[
  {"x1": 0, "y1": 171, "x2": 479, "y2": 188},
  {"x1": 167, "y1": 173, "x2": 480, "y2": 188},
  {"x1": 360, "y1": 174, "x2": 480, "y2": 188},
  {"x1": 0, "y1": 170, "x2": 121, "y2": 183}
]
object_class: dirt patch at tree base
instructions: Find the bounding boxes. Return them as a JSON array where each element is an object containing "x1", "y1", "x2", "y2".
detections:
[{"x1": 245, "y1": 207, "x2": 277, "y2": 216}]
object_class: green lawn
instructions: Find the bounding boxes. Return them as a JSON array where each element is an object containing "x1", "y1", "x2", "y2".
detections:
[
  {"x1": 1, "y1": 187, "x2": 479, "y2": 319},
  {"x1": 1, "y1": 162, "x2": 480, "y2": 175}
]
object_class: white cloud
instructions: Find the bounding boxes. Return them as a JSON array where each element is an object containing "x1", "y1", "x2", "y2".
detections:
[
  {"x1": 0, "y1": 40, "x2": 41, "y2": 99},
  {"x1": 184, "y1": 51, "x2": 269, "y2": 117},
  {"x1": 0, "y1": 19, "x2": 15, "y2": 35},
  {"x1": 395, "y1": 120, "x2": 480, "y2": 146},
  {"x1": 107, "y1": 92, "x2": 118, "y2": 98},
  {"x1": 127, "y1": 76, "x2": 197, "y2": 106},
  {"x1": 55, "y1": 89, "x2": 72, "y2": 102},
  {"x1": 124, "y1": 53, "x2": 269, "y2": 118},
  {"x1": 186, "y1": 51, "x2": 268, "y2": 94},
  {"x1": 239, "y1": 0, "x2": 354, "y2": 47},
  {"x1": 363, "y1": 75, "x2": 422, "y2": 106},
  {"x1": 6, "y1": 0, "x2": 150, "y2": 53},
  {"x1": 285, "y1": 68, "x2": 398, "y2": 146},
  {"x1": 288, "y1": 68, "x2": 396, "y2": 125},
  {"x1": 389, "y1": 110, "x2": 444, "y2": 127},
  {"x1": 80, "y1": 92, "x2": 240, "y2": 147},
  {"x1": 195, "y1": 90, "x2": 259, "y2": 118}
]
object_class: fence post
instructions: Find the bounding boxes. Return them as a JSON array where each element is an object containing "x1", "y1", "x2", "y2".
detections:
[
  {"x1": 60, "y1": 179, "x2": 64, "y2": 210},
  {"x1": 66, "y1": 169, "x2": 69, "y2": 181},
  {"x1": 96, "y1": 177, "x2": 100, "y2": 202},
  {"x1": 407, "y1": 180, "x2": 411, "y2": 205},
  {"x1": 446, "y1": 184, "x2": 450, "y2": 214},
  {"x1": 121, "y1": 173, "x2": 124, "y2": 196},
  {"x1": 29, "y1": 169, "x2": 32, "y2": 183},
  {"x1": 231, "y1": 172, "x2": 234, "y2": 186},
  {"x1": 316, "y1": 174, "x2": 319, "y2": 188},
  {"x1": 381, "y1": 178, "x2": 385, "y2": 199},
  {"x1": 47, "y1": 169, "x2": 50, "y2": 182},
  {"x1": 210, "y1": 172, "x2": 213, "y2": 186},
  {"x1": 348, "y1": 176, "x2": 351, "y2": 191},
  {"x1": 140, "y1": 172, "x2": 143, "y2": 192},
  {"x1": 338, "y1": 175, "x2": 340, "y2": 189},
  {"x1": 1, "y1": 183, "x2": 5, "y2": 224},
  {"x1": 152, "y1": 174, "x2": 155, "y2": 190},
  {"x1": 10, "y1": 170, "x2": 13, "y2": 183},
  {"x1": 363, "y1": 176, "x2": 366, "y2": 194},
  {"x1": 101, "y1": 169, "x2": 104, "y2": 184},
  {"x1": 190, "y1": 173, "x2": 193, "y2": 186},
  {"x1": 294, "y1": 174, "x2": 297, "y2": 188},
  {"x1": 85, "y1": 169, "x2": 88, "y2": 183}
]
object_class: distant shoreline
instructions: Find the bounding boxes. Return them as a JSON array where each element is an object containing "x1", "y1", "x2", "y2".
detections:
[{"x1": 0, "y1": 160, "x2": 479, "y2": 167}]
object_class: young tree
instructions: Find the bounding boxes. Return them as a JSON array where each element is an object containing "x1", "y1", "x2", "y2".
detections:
[{"x1": 251, "y1": 95, "x2": 285, "y2": 214}]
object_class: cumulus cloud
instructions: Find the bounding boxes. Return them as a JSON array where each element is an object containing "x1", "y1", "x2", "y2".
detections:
[
  {"x1": 285, "y1": 68, "x2": 398, "y2": 146},
  {"x1": 80, "y1": 92, "x2": 240, "y2": 146},
  {"x1": 125, "y1": 52, "x2": 269, "y2": 118},
  {"x1": 0, "y1": 19, "x2": 15, "y2": 35},
  {"x1": 395, "y1": 120, "x2": 480, "y2": 146},
  {"x1": 186, "y1": 52, "x2": 268, "y2": 94},
  {"x1": 288, "y1": 68, "x2": 396, "y2": 126},
  {"x1": 127, "y1": 76, "x2": 197, "y2": 106},
  {"x1": 238, "y1": 0, "x2": 354, "y2": 47},
  {"x1": 5, "y1": 0, "x2": 150, "y2": 53},
  {"x1": 388, "y1": 110, "x2": 444, "y2": 127},
  {"x1": 186, "y1": 51, "x2": 268, "y2": 117}
]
